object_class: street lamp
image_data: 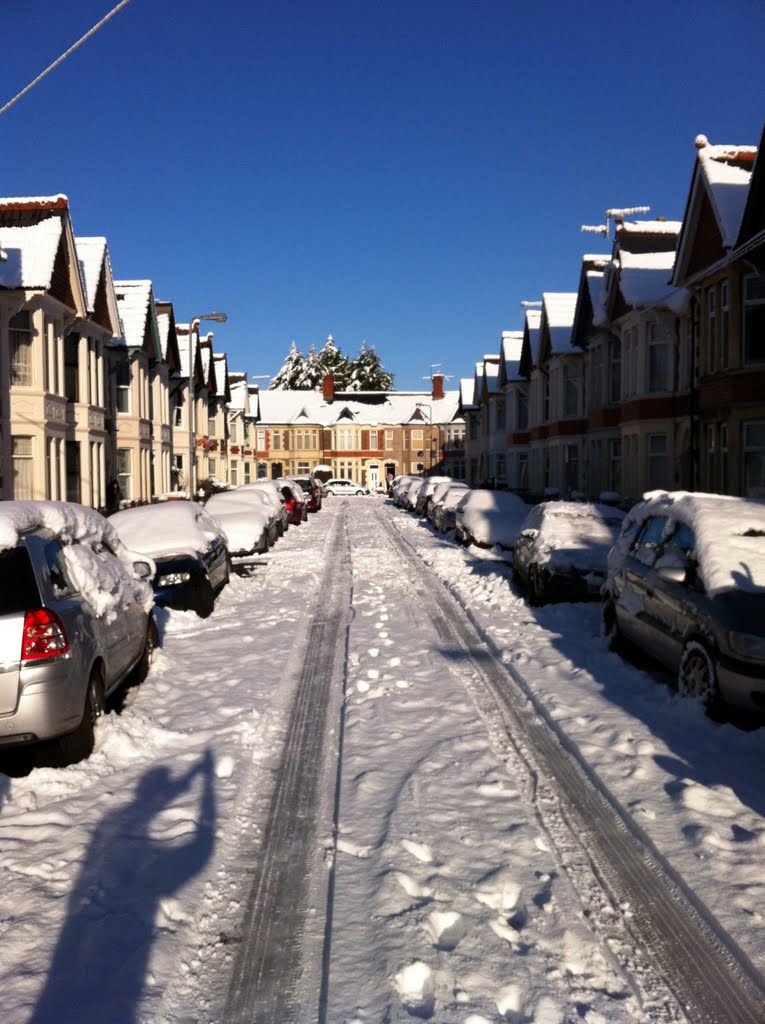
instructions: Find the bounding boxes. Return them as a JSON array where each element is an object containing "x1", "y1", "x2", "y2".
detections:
[
  {"x1": 188, "y1": 311, "x2": 227, "y2": 496},
  {"x1": 415, "y1": 401, "x2": 432, "y2": 477}
]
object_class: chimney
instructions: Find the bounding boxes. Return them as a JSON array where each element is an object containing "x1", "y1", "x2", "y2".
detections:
[
  {"x1": 431, "y1": 373, "x2": 444, "y2": 400},
  {"x1": 323, "y1": 373, "x2": 335, "y2": 402}
]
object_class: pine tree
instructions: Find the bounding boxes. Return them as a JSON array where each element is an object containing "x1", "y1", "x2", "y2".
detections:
[
  {"x1": 316, "y1": 335, "x2": 351, "y2": 389},
  {"x1": 347, "y1": 342, "x2": 394, "y2": 391},
  {"x1": 269, "y1": 341, "x2": 306, "y2": 389}
]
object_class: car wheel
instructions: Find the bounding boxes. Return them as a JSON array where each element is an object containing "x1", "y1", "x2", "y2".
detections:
[
  {"x1": 196, "y1": 577, "x2": 215, "y2": 618},
  {"x1": 678, "y1": 640, "x2": 720, "y2": 709},
  {"x1": 356, "y1": 489, "x2": 364, "y2": 495},
  {"x1": 55, "y1": 667, "x2": 106, "y2": 766},
  {"x1": 601, "y1": 596, "x2": 621, "y2": 650},
  {"x1": 529, "y1": 565, "x2": 546, "y2": 606},
  {"x1": 132, "y1": 614, "x2": 159, "y2": 684}
]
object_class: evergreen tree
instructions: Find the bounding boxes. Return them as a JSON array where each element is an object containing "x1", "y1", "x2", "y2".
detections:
[
  {"x1": 302, "y1": 345, "x2": 321, "y2": 388},
  {"x1": 316, "y1": 335, "x2": 351, "y2": 389},
  {"x1": 269, "y1": 341, "x2": 306, "y2": 389},
  {"x1": 347, "y1": 341, "x2": 394, "y2": 391}
]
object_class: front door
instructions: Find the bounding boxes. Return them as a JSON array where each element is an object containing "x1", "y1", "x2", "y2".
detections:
[{"x1": 368, "y1": 464, "x2": 379, "y2": 492}]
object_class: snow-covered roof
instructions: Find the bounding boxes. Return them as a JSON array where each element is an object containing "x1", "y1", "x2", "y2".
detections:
[
  {"x1": 257, "y1": 389, "x2": 460, "y2": 426},
  {"x1": 500, "y1": 331, "x2": 524, "y2": 383},
  {"x1": 618, "y1": 220, "x2": 683, "y2": 236},
  {"x1": 697, "y1": 141, "x2": 757, "y2": 248},
  {"x1": 524, "y1": 307, "x2": 542, "y2": 362},
  {"x1": 75, "y1": 236, "x2": 106, "y2": 312},
  {"x1": 618, "y1": 250, "x2": 676, "y2": 308},
  {"x1": 114, "y1": 280, "x2": 152, "y2": 349},
  {"x1": 228, "y1": 376, "x2": 250, "y2": 414},
  {"x1": 0, "y1": 217, "x2": 62, "y2": 289},
  {"x1": 460, "y1": 377, "x2": 477, "y2": 410},
  {"x1": 484, "y1": 360, "x2": 500, "y2": 395},
  {"x1": 542, "y1": 292, "x2": 578, "y2": 354}
]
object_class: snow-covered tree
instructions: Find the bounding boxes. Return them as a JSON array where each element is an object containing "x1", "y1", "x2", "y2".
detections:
[
  {"x1": 269, "y1": 341, "x2": 306, "y2": 389},
  {"x1": 346, "y1": 342, "x2": 394, "y2": 391},
  {"x1": 315, "y1": 335, "x2": 351, "y2": 389}
]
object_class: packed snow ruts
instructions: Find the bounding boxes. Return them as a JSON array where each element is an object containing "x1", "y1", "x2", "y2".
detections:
[{"x1": 381, "y1": 508, "x2": 765, "y2": 1024}]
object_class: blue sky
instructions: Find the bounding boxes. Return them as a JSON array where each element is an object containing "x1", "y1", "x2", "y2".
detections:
[{"x1": 3, "y1": 0, "x2": 764, "y2": 390}]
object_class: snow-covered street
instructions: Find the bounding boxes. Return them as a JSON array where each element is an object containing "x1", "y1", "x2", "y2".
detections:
[{"x1": 1, "y1": 498, "x2": 764, "y2": 1023}]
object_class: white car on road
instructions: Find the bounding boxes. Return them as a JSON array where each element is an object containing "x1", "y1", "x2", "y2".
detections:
[{"x1": 324, "y1": 478, "x2": 370, "y2": 496}]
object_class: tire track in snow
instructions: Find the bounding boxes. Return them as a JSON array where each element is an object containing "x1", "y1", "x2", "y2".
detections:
[
  {"x1": 380, "y1": 504, "x2": 765, "y2": 1024},
  {"x1": 222, "y1": 508, "x2": 352, "y2": 1023}
]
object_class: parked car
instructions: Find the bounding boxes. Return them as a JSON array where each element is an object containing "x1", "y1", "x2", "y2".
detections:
[
  {"x1": 287, "y1": 474, "x2": 323, "y2": 512},
  {"x1": 204, "y1": 490, "x2": 273, "y2": 555},
  {"x1": 601, "y1": 491, "x2": 765, "y2": 713},
  {"x1": 512, "y1": 501, "x2": 626, "y2": 604},
  {"x1": 400, "y1": 477, "x2": 427, "y2": 511},
  {"x1": 110, "y1": 501, "x2": 230, "y2": 618},
  {"x1": 324, "y1": 478, "x2": 370, "y2": 496},
  {"x1": 414, "y1": 476, "x2": 453, "y2": 516},
  {"x1": 276, "y1": 480, "x2": 308, "y2": 523},
  {"x1": 240, "y1": 481, "x2": 289, "y2": 534},
  {"x1": 390, "y1": 475, "x2": 420, "y2": 507},
  {"x1": 454, "y1": 489, "x2": 529, "y2": 549},
  {"x1": 431, "y1": 483, "x2": 471, "y2": 533},
  {"x1": 0, "y1": 501, "x2": 157, "y2": 764}
]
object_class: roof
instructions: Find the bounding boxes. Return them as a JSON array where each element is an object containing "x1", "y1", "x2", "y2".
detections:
[
  {"x1": 257, "y1": 388, "x2": 460, "y2": 426},
  {"x1": 542, "y1": 292, "x2": 578, "y2": 355},
  {"x1": 75, "y1": 236, "x2": 106, "y2": 311},
  {"x1": 0, "y1": 217, "x2": 62, "y2": 288},
  {"x1": 697, "y1": 141, "x2": 756, "y2": 248},
  {"x1": 460, "y1": 377, "x2": 477, "y2": 410},
  {"x1": 114, "y1": 280, "x2": 152, "y2": 349}
]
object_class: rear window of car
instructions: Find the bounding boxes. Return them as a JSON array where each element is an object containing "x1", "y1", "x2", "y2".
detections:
[{"x1": 0, "y1": 545, "x2": 42, "y2": 613}]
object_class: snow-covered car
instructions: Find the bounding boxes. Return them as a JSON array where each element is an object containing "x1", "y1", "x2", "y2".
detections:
[
  {"x1": 430, "y1": 482, "x2": 470, "y2": 533},
  {"x1": 391, "y1": 475, "x2": 421, "y2": 506},
  {"x1": 454, "y1": 489, "x2": 529, "y2": 550},
  {"x1": 400, "y1": 477, "x2": 427, "y2": 511},
  {"x1": 240, "y1": 481, "x2": 289, "y2": 534},
  {"x1": 0, "y1": 501, "x2": 157, "y2": 765},
  {"x1": 276, "y1": 479, "x2": 309, "y2": 523},
  {"x1": 324, "y1": 478, "x2": 370, "y2": 496},
  {"x1": 204, "y1": 490, "x2": 272, "y2": 555},
  {"x1": 413, "y1": 476, "x2": 453, "y2": 516},
  {"x1": 601, "y1": 490, "x2": 765, "y2": 713},
  {"x1": 287, "y1": 474, "x2": 323, "y2": 512},
  {"x1": 512, "y1": 501, "x2": 626, "y2": 605},
  {"x1": 110, "y1": 501, "x2": 230, "y2": 618}
]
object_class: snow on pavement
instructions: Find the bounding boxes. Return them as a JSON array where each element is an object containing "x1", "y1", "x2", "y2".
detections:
[{"x1": 0, "y1": 497, "x2": 763, "y2": 1023}]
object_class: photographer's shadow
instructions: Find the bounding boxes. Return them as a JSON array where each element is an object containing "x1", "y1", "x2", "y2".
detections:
[{"x1": 29, "y1": 749, "x2": 216, "y2": 1024}]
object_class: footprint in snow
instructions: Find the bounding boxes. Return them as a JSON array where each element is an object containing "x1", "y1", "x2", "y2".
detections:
[{"x1": 394, "y1": 961, "x2": 435, "y2": 1019}]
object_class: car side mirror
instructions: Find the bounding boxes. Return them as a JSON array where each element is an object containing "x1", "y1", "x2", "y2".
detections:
[{"x1": 132, "y1": 558, "x2": 155, "y2": 580}]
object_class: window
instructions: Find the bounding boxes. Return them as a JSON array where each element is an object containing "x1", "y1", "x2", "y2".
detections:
[
  {"x1": 564, "y1": 443, "x2": 579, "y2": 492},
  {"x1": 384, "y1": 429, "x2": 394, "y2": 450},
  {"x1": 297, "y1": 461, "x2": 310, "y2": 474},
  {"x1": 369, "y1": 429, "x2": 379, "y2": 450},
  {"x1": 743, "y1": 421, "x2": 765, "y2": 498},
  {"x1": 208, "y1": 458, "x2": 217, "y2": 477},
  {"x1": 609, "y1": 438, "x2": 622, "y2": 494},
  {"x1": 517, "y1": 387, "x2": 528, "y2": 430},
  {"x1": 230, "y1": 460, "x2": 239, "y2": 486},
  {"x1": 117, "y1": 448, "x2": 132, "y2": 501},
  {"x1": 409, "y1": 429, "x2": 424, "y2": 448},
  {"x1": 609, "y1": 337, "x2": 621, "y2": 403},
  {"x1": 743, "y1": 274, "x2": 765, "y2": 364},
  {"x1": 174, "y1": 404, "x2": 183, "y2": 427},
  {"x1": 116, "y1": 359, "x2": 130, "y2": 413},
  {"x1": 494, "y1": 399, "x2": 506, "y2": 431},
  {"x1": 719, "y1": 423, "x2": 728, "y2": 494},
  {"x1": 208, "y1": 413, "x2": 217, "y2": 436},
  {"x1": 243, "y1": 462, "x2": 251, "y2": 484},
  {"x1": 12, "y1": 436, "x2": 34, "y2": 499},
  {"x1": 647, "y1": 434, "x2": 669, "y2": 490},
  {"x1": 494, "y1": 453, "x2": 506, "y2": 484},
  {"x1": 336, "y1": 428, "x2": 358, "y2": 451},
  {"x1": 294, "y1": 429, "x2": 318, "y2": 450},
  {"x1": 271, "y1": 430, "x2": 282, "y2": 451},
  {"x1": 517, "y1": 451, "x2": 528, "y2": 490},
  {"x1": 10, "y1": 311, "x2": 33, "y2": 386},
  {"x1": 589, "y1": 343, "x2": 603, "y2": 408},
  {"x1": 563, "y1": 365, "x2": 580, "y2": 417},
  {"x1": 647, "y1": 322, "x2": 670, "y2": 392},
  {"x1": 706, "y1": 288, "x2": 716, "y2": 373},
  {"x1": 257, "y1": 429, "x2": 266, "y2": 450},
  {"x1": 64, "y1": 334, "x2": 80, "y2": 402},
  {"x1": 720, "y1": 282, "x2": 729, "y2": 369}
]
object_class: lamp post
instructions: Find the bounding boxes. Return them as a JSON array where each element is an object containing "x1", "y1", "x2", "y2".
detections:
[
  {"x1": 188, "y1": 312, "x2": 227, "y2": 497},
  {"x1": 415, "y1": 401, "x2": 432, "y2": 476}
]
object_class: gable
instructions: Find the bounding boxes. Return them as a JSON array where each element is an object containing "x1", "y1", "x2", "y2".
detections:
[{"x1": 685, "y1": 188, "x2": 725, "y2": 279}]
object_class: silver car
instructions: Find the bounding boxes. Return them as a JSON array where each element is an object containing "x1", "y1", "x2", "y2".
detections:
[
  {"x1": 0, "y1": 502, "x2": 157, "y2": 765},
  {"x1": 602, "y1": 491, "x2": 765, "y2": 713}
]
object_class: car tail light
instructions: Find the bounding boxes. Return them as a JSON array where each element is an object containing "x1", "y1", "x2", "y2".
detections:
[
  {"x1": 284, "y1": 498, "x2": 296, "y2": 511},
  {"x1": 21, "y1": 608, "x2": 70, "y2": 660}
]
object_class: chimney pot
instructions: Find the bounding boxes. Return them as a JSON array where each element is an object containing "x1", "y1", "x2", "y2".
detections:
[
  {"x1": 432, "y1": 373, "x2": 445, "y2": 400},
  {"x1": 323, "y1": 373, "x2": 335, "y2": 402}
]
